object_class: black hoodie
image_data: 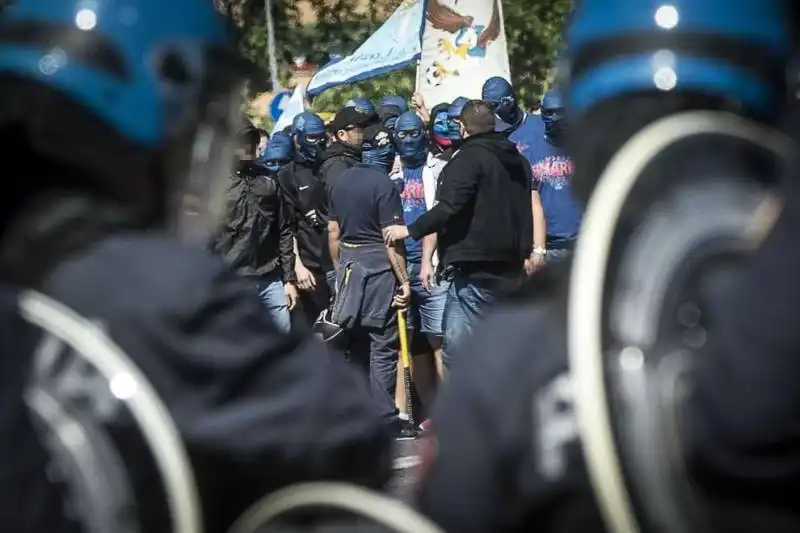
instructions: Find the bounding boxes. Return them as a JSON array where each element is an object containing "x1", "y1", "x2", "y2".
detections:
[
  {"x1": 408, "y1": 132, "x2": 533, "y2": 275},
  {"x1": 318, "y1": 141, "x2": 361, "y2": 189}
]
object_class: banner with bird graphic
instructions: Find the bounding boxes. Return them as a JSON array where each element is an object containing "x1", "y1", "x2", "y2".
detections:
[{"x1": 416, "y1": 0, "x2": 511, "y2": 107}]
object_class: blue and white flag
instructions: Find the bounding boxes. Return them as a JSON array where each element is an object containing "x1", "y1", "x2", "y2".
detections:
[
  {"x1": 307, "y1": 0, "x2": 426, "y2": 97},
  {"x1": 272, "y1": 84, "x2": 305, "y2": 135}
]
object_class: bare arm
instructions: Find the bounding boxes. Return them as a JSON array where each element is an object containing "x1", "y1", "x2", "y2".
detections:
[
  {"x1": 531, "y1": 190, "x2": 547, "y2": 251},
  {"x1": 422, "y1": 234, "x2": 436, "y2": 267},
  {"x1": 387, "y1": 241, "x2": 409, "y2": 285},
  {"x1": 328, "y1": 220, "x2": 341, "y2": 270}
]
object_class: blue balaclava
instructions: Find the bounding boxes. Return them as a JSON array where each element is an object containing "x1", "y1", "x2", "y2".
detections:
[
  {"x1": 541, "y1": 89, "x2": 565, "y2": 145},
  {"x1": 379, "y1": 95, "x2": 409, "y2": 114},
  {"x1": 482, "y1": 76, "x2": 524, "y2": 129},
  {"x1": 394, "y1": 111, "x2": 427, "y2": 168},
  {"x1": 361, "y1": 125, "x2": 396, "y2": 172},
  {"x1": 259, "y1": 131, "x2": 293, "y2": 175},
  {"x1": 291, "y1": 112, "x2": 328, "y2": 164},
  {"x1": 447, "y1": 97, "x2": 469, "y2": 144}
]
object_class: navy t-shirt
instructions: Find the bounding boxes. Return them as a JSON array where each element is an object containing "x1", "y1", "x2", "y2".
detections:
[
  {"x1": 329, "y1": 165, "x2": 404, "y2": 245},
  {"x1": 527, "y1": 137, "x2": 582, "y2": 240},
  {"x1": 507, "y1": 113, "x2": 545, "y2": 148},
  {"x1": 395, "y1": 164, "x2": 427, "y2": 263}
]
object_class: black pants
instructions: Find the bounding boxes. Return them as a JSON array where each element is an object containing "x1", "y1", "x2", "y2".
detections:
[
  {"x1": 297, "y1": 270, "x2": 332, "y2": 328},
  {"x1": 347, "y1": 312, "x2": 400, "y2": 425}
]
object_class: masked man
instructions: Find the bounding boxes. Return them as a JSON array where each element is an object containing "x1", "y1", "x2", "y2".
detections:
[
  {"x1": 390, "y1": 111, "x2": 450, "y2": 419},
  {"x1": 279, "y1": 111, "x2": 334, "y2": 326},
  {"x1": 482, "y1": 76, "x2": 545, "y2": 138},
  {"x1": 327, "y1": 125, "x2": 413, "y2": 439},
  {"x1": 446, "y1": 97, "x2": 469, "y2": 153},
  {"x1": 429, "y1": 102, "x2": 455, "y2": 158},
  {"x1": 529, "y1": 89, "x2": 580, "y2": 262}
]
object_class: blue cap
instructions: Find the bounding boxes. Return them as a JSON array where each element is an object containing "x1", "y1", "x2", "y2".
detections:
[
  {"x1": 292, "y1": 111, "x2": 326, "y2": 136},
  {"x1": 448, "y1": 96, "x2": 469, "y2": 119},
  {"x1": 378, "y1": 95, "x2": 409, "y2": 113},
  {"x1": 344, "y1": 97, "x2": 377, "y2": 117},
  {"x1": 565, "y1": 0, "x2": 793, "y2": 118},
  {"x1": 542, "y1": 89, "x2": 564, "y2": 112}
]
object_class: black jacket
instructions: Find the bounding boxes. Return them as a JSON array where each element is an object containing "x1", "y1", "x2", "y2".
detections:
[
  {"x1": 408, "y1": 132, "x2": 533, "y2": 274},
  {"x1": 214, "y1": 162, "x2": 295, "y2": 282},
  {"x1": 319, "y1": 141, "x2": 361, "y2": 189},
  {"x1": 278, "y1": 157, "x2": 333, "y2": 273},
  {"x1": 0, "y1": 192, "x2": 393, "y2": 533}
]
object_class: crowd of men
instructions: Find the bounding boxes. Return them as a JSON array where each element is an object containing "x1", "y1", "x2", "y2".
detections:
[{"x1": 216, "y1": 80, "x2": 583, "y2": 439}]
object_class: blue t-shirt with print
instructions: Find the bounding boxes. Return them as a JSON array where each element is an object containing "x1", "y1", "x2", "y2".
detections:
[
  {"x1": 507, "y1": 113, "x2": 545, "y2": 155},
  {"x1": 396, "y1": 165, "x2": 426, "y2": 263},
  {"x1": 527, "y1": 137, "x2": 582, "y2": 240}
]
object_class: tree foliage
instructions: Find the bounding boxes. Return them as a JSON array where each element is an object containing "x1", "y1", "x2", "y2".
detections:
[{"x1": 220, "y1": 0, "x2": 573, "y2": 116}]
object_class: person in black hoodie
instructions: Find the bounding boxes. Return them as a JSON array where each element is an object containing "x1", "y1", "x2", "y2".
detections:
[
  {"x1": 383, "y1": 100, "x2": 532, "y2": 371},
  {"x1": 278, "y1": 111, "x2": 332, "y2": 326}
]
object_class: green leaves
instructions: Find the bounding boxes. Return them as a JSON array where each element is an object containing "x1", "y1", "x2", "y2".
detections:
[{"x1": 226, "y1": 0, "x2": 573, "y2": 117}]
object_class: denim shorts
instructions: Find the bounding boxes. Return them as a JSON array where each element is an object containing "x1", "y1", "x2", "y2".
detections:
[{"x1": 406, "y1": 261, "x2": 449, "y2": 337}]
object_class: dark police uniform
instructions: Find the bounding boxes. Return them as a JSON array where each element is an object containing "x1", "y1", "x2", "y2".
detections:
[
  {"x1": 329, "y1": 164, "x2": 404, "y2": 427},
  {"x1": 0, "y1": 192, "x2": 394, "y2": 533},
  {"x1": 416, "y1": 156, "x2": 800, "y2": 533}
]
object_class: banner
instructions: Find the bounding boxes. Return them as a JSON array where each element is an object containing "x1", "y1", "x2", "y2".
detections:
[
  {"x1": 272, "y1": 84, "x2": 306, "y2": 135},
  {"x1": 416, "y1": 0, "x2": 511, "y2": 108},
  {"x1": 307, "y1": 0, "x2": 426, "y2": 97}
]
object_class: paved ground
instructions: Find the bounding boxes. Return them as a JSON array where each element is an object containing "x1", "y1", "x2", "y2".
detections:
[{"x1": 390, "y1": 437, "x2": 422, "y2": 499}]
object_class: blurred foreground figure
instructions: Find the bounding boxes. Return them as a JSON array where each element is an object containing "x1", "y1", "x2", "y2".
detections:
[
  {"x1": 416, "y1": 1, "x2": 799, "y2": 533},
  {"x1": 0, "y1": 1, "x2": 392, "y2": 532}
]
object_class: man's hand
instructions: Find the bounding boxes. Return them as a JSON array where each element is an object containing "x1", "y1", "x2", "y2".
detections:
[
  {"x1": 304, "y1": 209, "x2": 320, "y2": 227},
  {"x1": 383, "y1": 225, "x2": 410, "y2": 245},
  {"x1": 284, "y1": 282, "x2": 299, "y2": 311},
  {"x1": 295, "y1": 262, "x2": 316, "y2": 291},
  {"x1": 524, "y1": 251, "x2": 546, "y2": 276},
  {"x1": 420, "y1": 260, "x2": 435, "y2": 292},
  {"x1": 393, "y1": 282, "x2": 412, "y2": 310},
  {"x1": 411, "y1": 92, "x2": 430, "y2": 122}
]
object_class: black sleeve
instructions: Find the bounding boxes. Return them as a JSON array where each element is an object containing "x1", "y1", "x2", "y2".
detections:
[
  {"x1": 407, "y1": 153, "x2": 481, "y2": 240},
  {"x1": 688, "y1": 172, "x2": 800, "y2": 503},
  {"x1": 276, "y1": 182, "x2": 296, "y2": 284},
  {"x1": 376, "y1": 179, "x2": 404, "y2": 228},
  {"x1": 44, "y1": 238, "x2": 394, "y2": 529},
  {"x1": 278, "y1": 167, "x2": 299, "y2": 234},
  {"x1": 417, "y1": 302, "x2": 604, "y2": 533}
]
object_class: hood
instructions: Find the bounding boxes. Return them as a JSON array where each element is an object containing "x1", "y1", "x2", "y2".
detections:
[
  {"x1": 461, "y1": 132, "x2": 523, "y2": 164},
  {"x1": 235, "y1": 161, "x2": 266, "y2": 179},
  {"x1": 320, "y1": 141, "x2": 361, "y2": 165}
]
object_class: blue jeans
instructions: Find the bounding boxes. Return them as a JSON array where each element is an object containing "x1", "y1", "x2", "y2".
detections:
[
  {"x1": 442, "y1": 277, "x2": 501, "y2": 369},
  {"x1": 257, "y1": 274, "x2": 291, "y2": 335},
  {"x1": 407, "y1": 261, "x2": 449, "y2": 337}
]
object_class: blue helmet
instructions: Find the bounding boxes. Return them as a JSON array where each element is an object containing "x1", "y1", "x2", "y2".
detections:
[
  {"x1": 259, "y1": 131, "x2": 293, "y2": 175},
  {"x1": 565, "y1": 0, "x2": 794, "y2": 119},
  {"x1": 447, "y1": 97, "x2": 469, "y2": 142},
  {"x1": 344, "y1": 97, "x2": 377, "y2": 118},
  {"x1": 0, "y1": 0, "x2": 247, "y2": 235},
  {"x1": 541, "y1": 89, "x2": 566, "y2": 143},
  {"x1": 482, "y1": 76, "x2": 524, "y2": 129},
  {"x1": 378, "y1": 95, "x2": 409, "y2": 114},
  {"x1": 291, "y1": 111, "x2": 327, "y2": 164},
  {"x1": 394, "y1": 111, "x2": 427, "y2": 167},
  {"x1": 0, "y1": 0, "x2": 239, "y2": 148}
]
